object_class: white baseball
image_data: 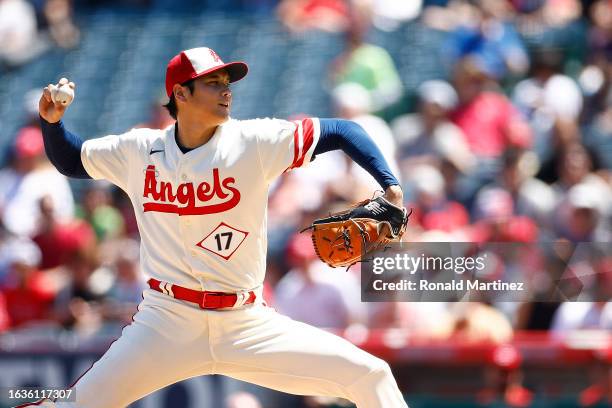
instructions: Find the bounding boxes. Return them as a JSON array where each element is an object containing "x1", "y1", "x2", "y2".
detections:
[{"x1": 51, "y1": 83, "x2": 74, "y2": 106}]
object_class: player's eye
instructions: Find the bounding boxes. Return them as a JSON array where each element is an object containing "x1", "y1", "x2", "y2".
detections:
[{"x1": 205, "y1": 79, "x2": 230, "y2": 91}]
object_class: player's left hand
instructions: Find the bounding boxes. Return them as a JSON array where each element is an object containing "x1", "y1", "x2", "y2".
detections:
[{"x1": 383, "y1": 184, "x2": 403, "y2": 208}]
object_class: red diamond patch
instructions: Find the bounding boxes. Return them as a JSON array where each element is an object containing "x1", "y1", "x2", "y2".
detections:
[{"x1": 196, "y1": 222, "x2": 248, "y2": 260}]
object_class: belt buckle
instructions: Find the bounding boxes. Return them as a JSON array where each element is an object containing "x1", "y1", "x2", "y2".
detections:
[{"x1": 200, "y1": 292, "x2": 222, "y2": 309}]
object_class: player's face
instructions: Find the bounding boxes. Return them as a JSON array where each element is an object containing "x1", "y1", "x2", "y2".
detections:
[{"x1": 186, "y1": 70, "x2": 232, "y2": 124}]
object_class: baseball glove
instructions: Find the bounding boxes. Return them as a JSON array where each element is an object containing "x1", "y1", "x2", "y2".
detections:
[{"x1": 303, "y1": 196, "x2": 410, "y2": 268}]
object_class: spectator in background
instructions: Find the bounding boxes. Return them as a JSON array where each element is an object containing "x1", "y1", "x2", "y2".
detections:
[
  {"x1": 76, "y1": 183, "x2": 125, "y2": 242},
  {"x1": 551, "y1": 142, "x2": 609, "y2": 199},
  {"x1": 442, "y1": 0, "x2": 530, "y2": 80},
  {"x1": 367, "y1": 299, "x2": 454, "y2": 339},
  {"x1": 267, "y1": 110, "x2": 350, "y2": 226},
  {"x1": 406, "y1": 164, "x2": 470, "y2": 234},
  {"x1": 367, "y1": 0, "x2": 423, "y2": 31},
  {"x1": 104, "y1": 238, "x2": 143, "y2": 305},
  {"x1": 274, "y1": 233, "x2": 361, "y2": 329},
  {"x1": 32, "y1": 195, "x2": 96, "y2": 270},
  {"x1": 266, "y1": 174, "x2": 328, "y2": 258},
  {"x1": 267, "y1": 176, "x2": 309, "y2": 228},
  {"x1": 0, "y1": 224, "x2": 13, "y2": 279},
  {"x1": 469, "y1": 187, "x2": 539, "y2": 243},
  {"x1": 585, "y1": 0, "x2": 612, "y2": 66},
  {"x1": 423, "y1": 0, "x2": 480, "y2": 31},
  {"x1": 331, "y1": 82, "x2": 401, "y2": 199},
  {"x1": 581, "y1": 74, "x2": 612, "y2": 169},
  {"x1": 478, "y1": 149, "x2": 556, "y2": 227},
  {"x1": 512, "y1": 49, "x2": 584, "y2": 167},
  {"x1": 266, "y1": 160, "x2": 353, "y2": 265},
  {"x1": 43, "y1": 0, "x2": 80, "y2": 49},
  {"x1": 277, "y1": 0, "x2": 351, "y2": 34},
  {"x1": 110, "y1": 186, "x2": 139, "y2": 239},
  {"x1": 0, "y1": 126, "x2": 74, "y2": 237},
  {"x1": 554, "y1": 182, "x2": 611, "y2": 242},
  {"x1": 449, "y1": 302, "x2": 514, "y2": 343},
  {"x1": 75, "y1": 235, "x2": 148, "y2": 327},
  {"x1": 1, "y1": 238, "x2": 56, "y2": 328},
  {"x1": 0, "y1": 291, "x2": 9, "y2": 331},
  {"x1": 330, "y1": 19, "x2": 404, "y2": 112},
  {"x1": 553, "y1": 251, "x2": 612, "y2": 326},
  {"x1": 450, "y1": 57, "x2": 532, "y2": 200},
  {"x1": 451, "y1": 57, "x2": 533, "y2": 159},
  {"x1": 23, "y1": 88, "x2": 47, "y2": 129},
  {"x1": 513, "y1": 0, "x2": 583, "y2": 38},
  {"x1": 551, "y1": 301, "x2": 612, "y2": 333},
  {"x1": 52, "y1": 248, "x2": 104, "y2": 333},
  {"x1": 0, "y1": 0, "x2": 46, "y2": 70},
  {"x1": 391, "y1": 79, "x2": 475, "y2": 176},
  {"x1": 580, "y1": 0, "x2": 612, "y2": 168}
]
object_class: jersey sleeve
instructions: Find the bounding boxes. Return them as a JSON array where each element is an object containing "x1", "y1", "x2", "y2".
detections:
[
  {"x1": 80, "y1": 129, "x2": 140, "y2": 191},
  {"x1": 252, "y1": 117, "x2": 321, "y2": 182}
]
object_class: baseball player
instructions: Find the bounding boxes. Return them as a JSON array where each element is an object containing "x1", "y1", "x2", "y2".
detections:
[{"x1": 27, "y1": 47, "x2": 409, "y2": 408}]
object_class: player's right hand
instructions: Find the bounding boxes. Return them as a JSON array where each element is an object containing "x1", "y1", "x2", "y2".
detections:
[{"x1": 39, "y1": 77, "x2": 75, "y2": 123}]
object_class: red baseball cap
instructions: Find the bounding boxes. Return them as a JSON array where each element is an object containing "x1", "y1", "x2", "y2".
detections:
[{"x1": 165, "y1": 47, "x2": 248, "y2": 98}]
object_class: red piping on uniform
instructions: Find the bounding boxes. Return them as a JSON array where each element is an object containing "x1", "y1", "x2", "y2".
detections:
[{"x1": 295, "y1": 118, "x2": 314, "y2": 168}]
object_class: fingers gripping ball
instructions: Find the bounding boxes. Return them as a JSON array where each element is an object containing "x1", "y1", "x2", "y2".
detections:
[
  {"x1": 50, "y1": 83, "x2": 74, "y2": 106},
  {"x1": 304, "y1": 196, "x2": 411, "y2": 269}
]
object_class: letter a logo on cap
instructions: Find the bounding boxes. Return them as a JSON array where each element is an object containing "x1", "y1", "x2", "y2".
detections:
[
  {"x1": 209, "y1": 49, "x2": 222, "y2": 63},
  {"x1": 165, "y1": 47, "x2": 249, "y2": 97}
]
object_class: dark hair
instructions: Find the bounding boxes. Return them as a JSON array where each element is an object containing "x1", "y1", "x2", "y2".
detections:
[{"x1": 163, "y1": 79, "x2": 196, "y2": 120}]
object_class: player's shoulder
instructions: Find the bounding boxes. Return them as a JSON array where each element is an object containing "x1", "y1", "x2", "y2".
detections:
[
  {"x1": 229, "y1": 117, "x2": 295, "y2": 138},
  {"x1": 83, "y1": 126, "x2": 171, "y2": 157},
  {"x1": 123, "y1": 125, "x2": 169, "y2": 139},
  {"x1": 118, "y1": 125, "x2": 171, "y2": 148}
]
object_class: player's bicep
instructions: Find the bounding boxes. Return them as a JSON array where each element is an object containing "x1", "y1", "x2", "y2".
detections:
[
  {"x1": 80, "y1": 133, "x2": 133, "y2": 190},
  {"x1": 256, "y1": 117, "x2": 320, "y2": 182}
]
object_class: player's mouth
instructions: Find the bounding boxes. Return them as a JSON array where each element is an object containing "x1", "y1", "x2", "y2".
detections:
[{"x1": 219, "y1": 102, "x2": 230, "y2": 108}]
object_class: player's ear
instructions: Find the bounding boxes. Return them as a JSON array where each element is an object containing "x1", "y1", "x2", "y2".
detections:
[{"x1": 173, "y1": 84, "x2": 188, "y2": 103}]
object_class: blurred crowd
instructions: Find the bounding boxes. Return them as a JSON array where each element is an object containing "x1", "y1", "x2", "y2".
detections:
[
  {"x1": 0, "y1": 0, "x2": 79, "y2": 71},
  {"x1": 0, "y1": 0, "x2": 611, "y2": 353},
  {"x1": 272, "y1": 0, "x2": 612, "y2": 342}
]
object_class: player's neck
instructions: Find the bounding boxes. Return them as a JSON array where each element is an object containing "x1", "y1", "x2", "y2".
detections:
[{"x1": 176, "y1": 117, "x2": 218, "y2": 149}]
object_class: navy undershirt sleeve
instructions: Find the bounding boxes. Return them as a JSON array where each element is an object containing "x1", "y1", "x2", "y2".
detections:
[
  {"x1": 314, "y1": 118, "x2": 399, "y2": 190},
  {"x1": 40, "y1": 117, "x2": 91, "y2": 179}
]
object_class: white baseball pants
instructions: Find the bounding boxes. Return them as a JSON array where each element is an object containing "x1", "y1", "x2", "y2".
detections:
[{"x1": 53, "y1": 289, "x2": 408, "y2": 408}]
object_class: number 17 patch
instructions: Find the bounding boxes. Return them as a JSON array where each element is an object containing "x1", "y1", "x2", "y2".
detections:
[{"x1": 196, "y1": 222, "x2": 249, "y2": 260}]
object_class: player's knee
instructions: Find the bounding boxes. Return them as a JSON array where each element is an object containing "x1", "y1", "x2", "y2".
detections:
[
  {"x1": 370, "y1": 361, "x2": 394, "y2": 382},
  {"x1": 345, "y1": 359, "x2": 397, "y2": 401},
  {"x1": 365, "y1": 356, "x2": 392, "y2": 377},
  {"x1": 355, "y1": 357, "x2": 397, "y2": 391}
]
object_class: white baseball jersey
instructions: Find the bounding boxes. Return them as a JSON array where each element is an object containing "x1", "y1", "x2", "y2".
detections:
[
  {"x1": 80, "y1": 117, "x2": 320, "y2": 292},
  {"x1": 51, "y1": 115, "x2": 408, "y2": 408}
]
